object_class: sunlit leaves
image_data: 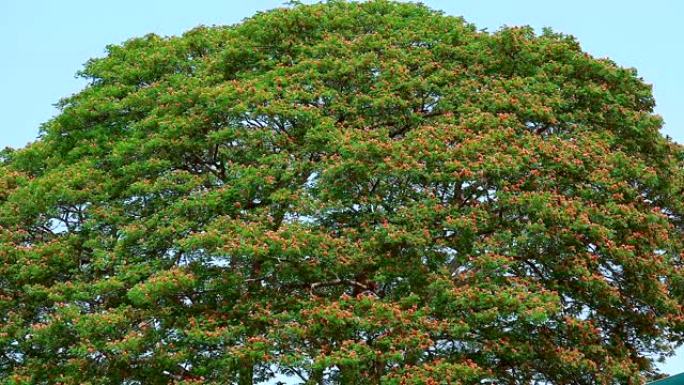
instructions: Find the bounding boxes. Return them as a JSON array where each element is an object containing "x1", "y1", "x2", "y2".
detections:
[{"x1": 1, "y1": 1, "x2": 683, "y2": 384}]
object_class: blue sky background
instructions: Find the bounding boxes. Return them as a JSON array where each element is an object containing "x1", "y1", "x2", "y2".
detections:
[{"x1": 1, "y1": 0, "x2": 682, "y2": 376}]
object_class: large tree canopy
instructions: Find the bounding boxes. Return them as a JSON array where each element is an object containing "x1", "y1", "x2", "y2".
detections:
[{"x1": 1, "y1": 1, "x2": 683, "y2": 384}]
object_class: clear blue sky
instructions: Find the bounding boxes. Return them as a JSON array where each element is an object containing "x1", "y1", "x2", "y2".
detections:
[{"x1": 1, "y1": 0, "x2": 682, "y2": 376}]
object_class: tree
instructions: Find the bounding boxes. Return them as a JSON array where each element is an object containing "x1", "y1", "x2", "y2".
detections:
[{"x1": 1, "y1": 1, "x2": 683, "y2": 384}]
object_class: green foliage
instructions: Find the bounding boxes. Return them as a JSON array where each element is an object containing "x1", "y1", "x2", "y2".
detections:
[{"x1": 1, "y1": 1, "x2": 683, "y2": 384}]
